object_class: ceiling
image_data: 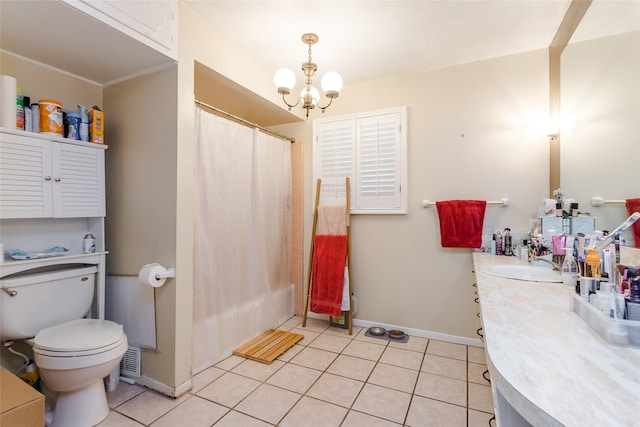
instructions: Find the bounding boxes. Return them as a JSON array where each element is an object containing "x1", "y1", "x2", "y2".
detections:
[{"x1": 185, "y1": 0, "x2": 640, "y2": 87}]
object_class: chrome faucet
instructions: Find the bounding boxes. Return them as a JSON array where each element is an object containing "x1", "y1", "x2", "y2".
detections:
[{"x1": 530, "y1": 255, "x2": 562, "y2": 271}]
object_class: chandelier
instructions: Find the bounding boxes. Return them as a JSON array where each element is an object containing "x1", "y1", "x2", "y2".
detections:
[{"x1": 274, "y1": 33, "x2": 343, "y2": 118}]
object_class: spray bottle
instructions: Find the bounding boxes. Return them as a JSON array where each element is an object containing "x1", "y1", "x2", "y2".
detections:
[
  {"x1": 495, "y1": 230, "x2": 503, "y2": 256},
  {"x1": 78, "y1": 105, "x2": 89, "y2": 142},
  {"x1": 503, "y1": 228, "x2": 512, "y2": 256}
]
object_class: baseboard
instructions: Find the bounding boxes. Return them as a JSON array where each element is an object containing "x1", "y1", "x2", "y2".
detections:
[
  {"x1": 123, "y1": 374, "x2": 192, "y2": 398},
  {"x1": 306, "y1": 312, "x2": 484, "y2": 348}
]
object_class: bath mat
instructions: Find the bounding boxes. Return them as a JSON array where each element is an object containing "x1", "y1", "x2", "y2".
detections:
[{"x1": 233, "y1": 329, "x2": 304, "y2": 364}]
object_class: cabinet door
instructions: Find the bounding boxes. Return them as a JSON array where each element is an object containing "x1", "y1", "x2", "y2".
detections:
[
  {"x1": 0, "y1": 134, "x2": 53, "y2": 218},
  {"x1": 51, "y1": 143, "x2": 105, "y2": 218},
  {"x1": 66, "y1": 0, "x2": 178, "y2": 59}
]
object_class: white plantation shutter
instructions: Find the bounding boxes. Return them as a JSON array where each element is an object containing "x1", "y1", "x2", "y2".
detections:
[
  {"x1": 356, "y1": 113, "x2": 401, "y2": 210},
  {"x1": 313, "y1": 107, "x2": 407, "y2": 214},
  {"x1": 316, "y1": 121, "x2": 355, "y2": 206}
]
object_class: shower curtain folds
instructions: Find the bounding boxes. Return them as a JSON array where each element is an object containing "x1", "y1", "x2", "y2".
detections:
[{"x1": 192, "y1": 107, "x2": 292, "y2": 374}]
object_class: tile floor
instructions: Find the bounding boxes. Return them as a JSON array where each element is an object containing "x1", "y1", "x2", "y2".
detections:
[{"x1": 98, "y1": 317, "x2": 495, "y2": 427}]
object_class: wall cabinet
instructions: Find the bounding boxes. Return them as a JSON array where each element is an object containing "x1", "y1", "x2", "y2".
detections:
[
  {"x1": 0, "y1": 130, "x2": 105, "y2": 219},
  {"x1": 63, "y1": 0, "x2": 178, "y2": 60}
]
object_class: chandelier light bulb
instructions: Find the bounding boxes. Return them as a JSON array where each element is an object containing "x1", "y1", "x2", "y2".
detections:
[
  {"x1": 321, "y1": 71, "x2": 343, "y2": 98},
  {"x1": 301, "y1": 86, "x2": 320, "y2": 106},
  {"x1": 274, "y1": 68, "x2": 296, "y2": 94}
]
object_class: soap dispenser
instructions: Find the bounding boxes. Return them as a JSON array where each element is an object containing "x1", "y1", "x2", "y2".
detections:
[{"x1": 78, "y1": 105, "x2": 89, "y2": 142}]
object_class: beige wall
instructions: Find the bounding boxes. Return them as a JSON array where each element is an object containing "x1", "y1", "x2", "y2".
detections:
[
  {"x1": 104, "y1": 67, "x2": 179, "y2": 386},
  {"x1": 274, "y1": 50, "x2": 551, "y2": 340},
  {"x1": 0, "y1": 52, "x2": 102, "y2": 115}
]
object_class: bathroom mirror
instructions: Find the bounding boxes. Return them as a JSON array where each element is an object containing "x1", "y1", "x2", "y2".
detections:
[{"x1": 560, "y1": 2, "x2": 640, "y2": 242}]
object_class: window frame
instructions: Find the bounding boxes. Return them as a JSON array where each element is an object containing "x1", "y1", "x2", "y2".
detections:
[{"x1": 312, "y1": 106, "x2": 408, "y2": 214}]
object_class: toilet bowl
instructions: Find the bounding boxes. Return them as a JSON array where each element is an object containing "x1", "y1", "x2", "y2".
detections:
[{"x1": 33, "y1": 318, "x2": 127, "y2": 427}]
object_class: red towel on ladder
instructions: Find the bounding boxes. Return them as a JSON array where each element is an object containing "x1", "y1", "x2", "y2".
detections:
[
  {"x1": 626, "y1": 198, "x2": 640, "y2": 248},
  {"x1": 310, "y1": 235, "x2": 348, "y2": 317},
  {"x1": 436, "y1": 200, "x2": 487, "y2": 248}
]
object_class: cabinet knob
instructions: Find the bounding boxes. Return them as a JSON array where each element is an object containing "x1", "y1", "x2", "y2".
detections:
[
  {"x1": 55, "y1": 177, "x2": 61, "y2": 182},
  {"x1": 45, "y1": 176, "x2": 52, "y2": 181}
]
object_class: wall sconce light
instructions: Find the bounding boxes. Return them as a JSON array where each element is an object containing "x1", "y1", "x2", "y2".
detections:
[{"x1": 274, "y1": 33, "x2": 342, "y2": 118}]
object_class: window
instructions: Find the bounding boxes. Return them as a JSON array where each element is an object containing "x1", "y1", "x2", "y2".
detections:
[{"x1": 313, "y1": 107, "x2": 407, "y2": 214}]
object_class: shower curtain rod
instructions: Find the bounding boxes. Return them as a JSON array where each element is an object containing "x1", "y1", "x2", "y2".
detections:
[{"x1": 195, "y1": 99, "x2": 295, "y2": 143}]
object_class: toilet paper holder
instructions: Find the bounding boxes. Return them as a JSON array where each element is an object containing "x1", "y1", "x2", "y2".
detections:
[{"x1": 155, "y1": 268, "x2": 176, "y2": 280}]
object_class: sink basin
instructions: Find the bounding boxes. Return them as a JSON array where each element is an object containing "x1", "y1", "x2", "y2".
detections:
[{"x1": 481, "y1": 265, "x2": 562, "y2": 283}]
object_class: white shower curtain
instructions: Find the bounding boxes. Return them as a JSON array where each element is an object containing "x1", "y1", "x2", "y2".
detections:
[{"x1": 192, "y1": 107, "x2": 292, "y2": 374}]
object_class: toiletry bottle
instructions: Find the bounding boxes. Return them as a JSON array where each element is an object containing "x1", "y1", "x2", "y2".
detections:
[
  {"x1": 24, "y1": 96, "x2": 31, "y2": 132},
  {"x1": 16, "y1": 86, "x2": 24, "y2": 130},
  {"x1": 503, "y1": 228, "x2": 512, "y2": 256},
  {"x1": 585, "y1": 249, "x2": 601, "y2": 278},
  {"x1": 491, "y1": 234, "x2": 496, "y2": 255},
  {"x1": 78, "y1": 104, "x2": 89, "y2": 142},
  {"x1": 495, "y1": 230, "x2": 503, "y2": 256},
  {"x1": 561, "y1": 247, "x2": 579, "y2": 291},
  {"x1": 520, "y1": 239, "x2": 529, "y2": 262}
]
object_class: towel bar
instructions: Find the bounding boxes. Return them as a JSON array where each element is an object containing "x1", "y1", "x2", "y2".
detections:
[
  {"x1": 591, "y1": 197, "x2": 625, "y2": 207},
  {"x1": 422, "y1": 198, "x2": 509, "y2": 208}
]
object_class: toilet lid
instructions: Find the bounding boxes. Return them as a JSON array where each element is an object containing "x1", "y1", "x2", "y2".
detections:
[{"x1": 34, "y1": 319, "x2": 124, "y2": 352}]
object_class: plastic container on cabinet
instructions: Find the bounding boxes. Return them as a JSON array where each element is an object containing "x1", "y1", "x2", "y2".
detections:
[{"x1": 571, "y1": 293, "x2": 640, "y2": 348}]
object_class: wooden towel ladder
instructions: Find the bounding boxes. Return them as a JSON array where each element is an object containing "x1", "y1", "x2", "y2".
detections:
[{"x1": 302, "y1": 177, "x2": 353, "y2": 335}]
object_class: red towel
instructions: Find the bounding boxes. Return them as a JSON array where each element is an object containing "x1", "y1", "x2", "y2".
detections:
[
  {"x1": 436, "y1": 200, "x2": 487, "y2": 248},
  {"x1": 626, "y1": 198, "x2": 640, "y2": 248},
  {"x1": 310, "y1": 235, "x2": 348, "y2": 317}
]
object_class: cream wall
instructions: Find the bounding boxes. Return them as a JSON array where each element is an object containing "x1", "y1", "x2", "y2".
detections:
[
  {"x1": 274, "y1": 50, "x2": 551, "y2": 340},
  {"x1": 104, "y1": 67, "x2": 179, "y2": 387},
  {"x1": 561, "y1": 31, "x2": 640, "y2": 234}
]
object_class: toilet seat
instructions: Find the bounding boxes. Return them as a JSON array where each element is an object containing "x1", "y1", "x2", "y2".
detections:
[{"x1": 34, "y1": 318, "x2": 125, "y2": 357}]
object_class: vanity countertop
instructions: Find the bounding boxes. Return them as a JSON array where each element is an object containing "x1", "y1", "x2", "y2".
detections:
[{"x1": 473, "y1": 252, "x2": 640, "y2": 427}]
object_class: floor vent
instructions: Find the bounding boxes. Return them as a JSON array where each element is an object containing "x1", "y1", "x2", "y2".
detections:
[{"x1": 120, "y1": 345, "x2": 141, "y2": 377}]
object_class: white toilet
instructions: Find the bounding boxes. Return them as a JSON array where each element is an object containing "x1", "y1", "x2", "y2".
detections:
[{"x1": 0, "y1": 265, "x2": 127, "y2": 427}]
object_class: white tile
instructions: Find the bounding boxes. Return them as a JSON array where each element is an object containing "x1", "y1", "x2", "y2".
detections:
[
  {"x1": 326, "y1": 354, "x2": 376, "y2": 381},
  {"x1": 389, "y1": 335, "x2": 428, "y2": 353},
  {"x1": 468, "y1": 345, "x2": 487, "y2": 364},
  {"x1": 115, "y1": 391, "x2": 189, "y2": 426},
  {"x1": 290, "y1": 346, "x2": 338, "y2": 371},
  {"x1": 96, "y1": 411, "x2": 145, "y2": 427},
  {"x1": 235, "y1": 383, "x2": 301, "y2": 425},
  {"x1": 290, "y1": 328, "x2": 320, "y2": 346},
  {"x1": 421, "y1": 354, "x2": 467, "y2": 381},
  {"x1": 279, "y1": 396, "x2": 348, "y2": 427},
  {"x1": 342, "y1": 339, "x2": 386, "y2": 361},
  {"x1": 306, "y1": 372, "x2": 364, "y2": 407},
  {"x1": 214, "y1": 354, "x2": 245, "y2": 371},
  {"x1": 405, "y1": 395, "x2": 466, "y2": 427},
  {"x1": 379, "y1": 346, "x2": 423, "y2": 370},
  {"x1": 150, "y1": 396, "x2": 227, "y2": 427},
  {"x1": 468, "y1": 362, "x2": 490, "y2": 385},
  {"x1": 107, "y1": 382, "x2": 145, "y2": 409},
  {"x1": 469, "y1": 382, "x2": 495, "y2": 413},
  {"x1": 469, "y1": 409, "x2": 496, "y2": 427},
  {"x1": 323, "y1": 325, "x2": 362, "y2": 338},
  {"x1": 342, "y1": 410, "x2": 402, "y2": 427},
  {"x1": 277, "y1": 343, "x2": 304, "y2": 362},
  {"x1": 196, "y1": 372, "x2": 260, "y2": 407},
  {"x1": 368, "y1": 363, "x2": 419, "y2": 393},
  {"x1": 414, "y1": 372, "x2": 467, "y2": 407},
  {"x1": 266, "y1": 363, "x2": 322, "y2": 394},
  {"x1": 190, "y1": 366, "x2": 226, "y2": 393},
  {"x1": 426, "y1": 340, "x2": 467, "y2": 361},
  {"x1": 213, "y1": 410, "x2": 273, "y2": 427},
  {"x1": 308, "y1": 333, "x2": 351, "y2": 353},
  {"x1": 352, "y1": 383, "x2": 411, "y2": 424},
  {"x1": 231, "y1": 358, "x2": 284, "y2": 381}
]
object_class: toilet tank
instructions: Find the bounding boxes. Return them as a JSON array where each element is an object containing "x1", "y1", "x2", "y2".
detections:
[{"x1": 0, "y1": 265, "x2": 98, "y2": 341}]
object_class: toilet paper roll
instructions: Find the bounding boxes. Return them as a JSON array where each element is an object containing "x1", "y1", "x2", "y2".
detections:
[
  {"x1": 0, "y1": 75, "x2": 17, "y2": 129},
  {"x1": 138, "y1": 263, "x2": 168, "y2": 288}
]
